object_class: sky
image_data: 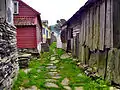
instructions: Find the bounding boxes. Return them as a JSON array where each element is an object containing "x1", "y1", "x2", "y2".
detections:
[{"x1": 22, "y1": 0, "x2": 87, "y2": 25}]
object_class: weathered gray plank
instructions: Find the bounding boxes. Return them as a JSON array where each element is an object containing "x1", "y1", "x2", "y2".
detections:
[
  {"x1": 110, "y1": 0, "x2": 113, "y2": 48},
  {"x1": 80, "y1": 18, "x2": 84, "y2": 45},
  {"x1": 95, "y1": 4, "x2": 100, "y2": 50},
  {"x1": 89, "y1": 8, "x2": 93, "y2": 50},
  {"x1": 86, "y1": 11, "x2": 90, "y2": 47},
  {"x1": 99, "y1": 1, "x2": 105, "y2": 50},
  {"x1": 93, "y1": 6, "x2": 97, "y2": 51},
  {"x1": 105, "y1": 0, "x2": 111, "y2": 48},
  {"x1": 84, "y1": 15, "x2": 87, "y2": 46}
]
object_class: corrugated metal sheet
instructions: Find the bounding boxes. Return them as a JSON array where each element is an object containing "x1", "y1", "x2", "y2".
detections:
[{"x1": 17, "y1": 27, "x2": 37, "y2": 48}]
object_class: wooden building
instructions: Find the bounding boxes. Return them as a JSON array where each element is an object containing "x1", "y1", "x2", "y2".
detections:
[
  {"x1": 14, "y1": 0, "x2": 42, "y2": 53},
  {"x1": 42, "y1": 23, "x2": 51, "y2": 43},
  {"x1": 62, "y1": 0, "x2": 120, "y2": 85}
]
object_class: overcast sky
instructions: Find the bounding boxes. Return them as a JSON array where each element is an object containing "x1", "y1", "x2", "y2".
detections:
[{"x1": 22, "y1": 0, "x2": 87, "y2": 25}]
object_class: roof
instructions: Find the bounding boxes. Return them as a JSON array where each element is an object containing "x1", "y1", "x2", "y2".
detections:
[
  {"x1": 63, "y1": 0, "x2": 99, "y2": 26},
  {"x1": 17, "y1": 0, "x2": 41, "y2": 15},
  {"x1": 14, "y1": 0, "x2": 42, "y2": 28},
  {"x1": 14, "y1": 17, "x2": 36, "y2": 26}
]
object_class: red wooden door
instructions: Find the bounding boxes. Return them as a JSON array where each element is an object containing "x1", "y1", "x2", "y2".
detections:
[{"x1": 17, "y1": 27, "x2": 37, "y2": 48}]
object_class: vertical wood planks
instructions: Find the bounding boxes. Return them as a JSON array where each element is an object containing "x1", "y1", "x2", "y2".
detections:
[
  {"x1": 93, "y1": 6, "x2": 97, "y2": 51},
  {"x1": 89, "y1": 8, "x2": 93, "y2": 50},
  {"x1": 105, "y1": 0, "x2": 111, "y2": 48},
  {"x1": 99, "y1": 1, "x2": 106, "y2": 50},
  {"x1": 110, "y1": 0, "x2": 113, "y2": 48},
  {"x1": 86, "y1": 11, "x2": 90, "y2": 47},
  {"x1": 95, "y1": 4, "x2": 100, "y2": 50}
]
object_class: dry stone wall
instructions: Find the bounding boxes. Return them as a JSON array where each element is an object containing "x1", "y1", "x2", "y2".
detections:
[{"x1": 0, "y1": 23, "x2": 19, "y2": 90}]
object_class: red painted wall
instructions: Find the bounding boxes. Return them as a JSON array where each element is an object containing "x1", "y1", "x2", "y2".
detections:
[
  {"x1": 17, "y1": 0, "x2": 38, "y2": 16},
  {"x1": 14, "y1": 0, "x2": 42, "y2": 49},
  {"x1": 17, "y1": 27, "x2": 37, "y2": 48}
]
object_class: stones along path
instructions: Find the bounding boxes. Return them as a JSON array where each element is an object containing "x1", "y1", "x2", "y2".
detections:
[
  {"x1": 18, "y1": 49, "x2": 110, "y2": 90},
  {"x1": 45, "y1": 56, "x2": 61, "y2": 88},
  {"x1": 44, "y1": 53, "x2": 83, "y2": 90}
]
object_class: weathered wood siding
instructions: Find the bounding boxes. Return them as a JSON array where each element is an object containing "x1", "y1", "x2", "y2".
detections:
[{"x1": 65, "y1": 0, "x2": 120, "y2": 85}]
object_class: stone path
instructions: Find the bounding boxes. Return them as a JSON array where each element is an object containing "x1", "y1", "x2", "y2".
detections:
[
  {"x1": 20, "y1": 49, "x2": 112, "y2": 90},
  {"x1": 20, "y1": 51, "x2": 85, "y2": 90},
  {"x1": 45, "y1": 55, "x2": 61, "y2": 88}
]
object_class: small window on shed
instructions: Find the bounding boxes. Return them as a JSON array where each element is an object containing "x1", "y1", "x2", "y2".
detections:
[
  {"x1": 42, "y1": 28, "x2": 46, "y2": 34},
  {"x1": 13, "y1": 1, "x2": 19, "y2": 14},
  {"x1": 46, "y1": 30, "x2": 48, "y2": 38}
]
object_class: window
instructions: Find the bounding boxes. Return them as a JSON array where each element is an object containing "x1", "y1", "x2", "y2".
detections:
[
  {"x1": 46, "y1": 30, "x2": 48, "y2": 38},
  {"x1": 13, "y1": 1, "x2": 19, "y2": 14},
  {"x1": 42, "y1": 28, "x2": 45, "y2": 34}
]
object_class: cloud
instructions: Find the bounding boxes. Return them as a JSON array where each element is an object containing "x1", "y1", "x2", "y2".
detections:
[{"x1": 22, "y1": 0, "x2": 87, "y2": 25}]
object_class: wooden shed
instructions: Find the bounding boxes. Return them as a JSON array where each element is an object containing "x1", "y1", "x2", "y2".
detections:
[
  {"x1": 14, "y1": 0, "x2": 42, "y2": 53},
  {"x1": 62, "y1": 0, "x2": 120, "y2": 85}
]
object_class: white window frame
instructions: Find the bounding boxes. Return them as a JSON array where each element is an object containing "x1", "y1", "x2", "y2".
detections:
[{"x1": 13, "y1": 1, "x2": 19, "y2": 14}]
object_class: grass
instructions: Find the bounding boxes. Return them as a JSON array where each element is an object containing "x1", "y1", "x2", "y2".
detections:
[
  {"x1": 56, "y1": 58, "x2": 109, "y2": 90},
  {"x1": 12, "y1": 42, "x2": 110, "y2": 90}
]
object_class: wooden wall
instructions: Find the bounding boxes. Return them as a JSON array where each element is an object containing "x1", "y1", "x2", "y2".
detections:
[{"x1": 65, "y1": 0, "x2": 120, "y2": 85}]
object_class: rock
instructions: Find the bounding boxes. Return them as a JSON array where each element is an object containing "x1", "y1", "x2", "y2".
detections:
[
  {"x1": 74, "y1": 87, "x2": 83, "y2": 90},
  {"x1": 63, "y1": 86, "x2": 72, "y2": 90},
  {"x1": 73, "y1": 59, "x2": 77, "y2": 61},
  {"x1": 18, "y1": 54, "x2": 31, "y2": 59},
  {"x1": 31, "y1": 86, "x2": 38, "y2": 90},
  {"x1": 60, "y1": 66, "x2": 64, "y2": 69},
  {"x1": 45, "y1": 79, "x2": 57, "y2": 82},
  {"x1": 87, "y1": 67, "x2": 93, "y2": 72},
  {"x1": 50, "y1": 57, "x2": 56, "y2": 61},
  {"x1": 77, "y1": 73, "x2": 83, "y2": 77},
  {"x1": 109, "y1": 87, "x2": 120, "y2": 90},
  {"x1": 51, "y1": 60, "x2": 59, "y2": 64},
  {"x1": 48, "y1": 72, "x2": 59, "y2": 77},
  {"x1": 46, "y1": 63, "x2": 54, "y2": 66},
  {"x1": 19, "y1": 87, "x2": 25, "y2": 90},
  {"x1": 46, "y1": 66, "x2": 56, "y2": 69},
  {"x1": 52, "y1": 75, "x2": 61, "y2": 79},
  {"x1": 45, "y1": 82, "x2": 59, "y2": 88},
  {"x1": 49, "y1": 69, "x2": 58, "y2": 72},
  {"x1": 37, "y1": 69, "x2": 41, "y2": 73},
  {"x1": 77, "y1": 62, "x2": 81, "y2": 66},
  {"x1": 23, "y1": 69, "x2": 31, "y2": 74},
  {"x1": 61, "y1": 78, "x2": 70, "y2": 86},
  {"x1": 61, "y1": 53, "x2": 70, "y2": 59}
]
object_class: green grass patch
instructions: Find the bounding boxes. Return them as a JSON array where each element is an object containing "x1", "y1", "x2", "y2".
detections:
[
  {"x1": 56, "y1": 57, "x2": 110, "y2": 90},
  {"x1": 12, "y1": 42, "x2": 110, "y2": 90}
]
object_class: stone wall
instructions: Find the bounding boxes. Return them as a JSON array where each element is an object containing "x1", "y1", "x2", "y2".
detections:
[{"x1": 0, "y1": 23, "x2": 19, "y2": 90}]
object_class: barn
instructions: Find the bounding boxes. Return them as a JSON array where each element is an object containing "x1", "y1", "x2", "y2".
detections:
[
  {"x1": 14, "y1": 0, "x2": 42, "y2": 53},
  {"x1": 62, "y1": 0, "x2": 120, "y2": 85}
]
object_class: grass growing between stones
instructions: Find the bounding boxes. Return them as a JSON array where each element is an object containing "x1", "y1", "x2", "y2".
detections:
[
  {"x1": 12, "y1": 58, "x2": 51, "y2": 90},
  {"x1": 57, "y1": 57, "x2": 110, "y2": 90},
  {"x1": 12, "y1": 42, "x2": 110, "y2": 90}
]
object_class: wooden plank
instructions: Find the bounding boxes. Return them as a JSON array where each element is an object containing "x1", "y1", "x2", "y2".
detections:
[
  {"x1": 105, "y1": 0, "x2": 111, "y2": 48},
  {"x1": 82, "y1": 17, "x2": 85, "y2": 45},
  {"x1": 89, "y1": 8, "x2": 93, "y2": 51},
  {"x1": 99, "y1": 1, "x2": 105, "y2": 50},
  {"x1": 86, "y1": 11, "x2": 90, "y2": 47},
  {"x1": 95, "y1": 4, "x2": 100, "y2": 50},
  {"x1": 93, "y1": 6, "x2": 96, "y2": 51},
  {"x1": 83, "y1": 16, "x2": 86, "y2": 46},
  {"x1": 80, "y1": 19, "x2": 84, "y2": 45},
  {"x1": 110, "y1": 0, "x2": 113, "y2": 48}
]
